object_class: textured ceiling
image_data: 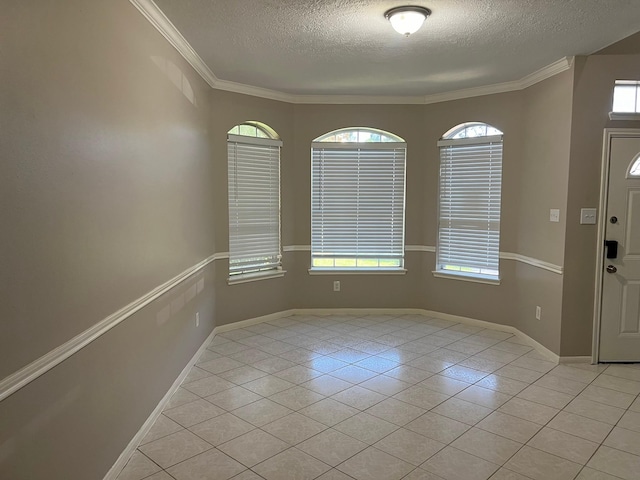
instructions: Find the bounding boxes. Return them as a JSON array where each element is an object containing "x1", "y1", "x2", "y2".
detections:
[{"x1": 153, "y1": 0, "x2": 640, "y2": 97}]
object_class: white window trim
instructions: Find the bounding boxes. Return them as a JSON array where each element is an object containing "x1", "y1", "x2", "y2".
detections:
[
  {"x1": 227, "y1": 131, "x2": 282, "y2": 281},
  {"x1": 436, "y1": 126, "x2": 503, "y2": 282},
  {"x1": 432, "y1": 270, "x2": 500, "y2": 285},
  {"x1": 437, "y1": 135, "x2": 503, "y2": 147},
  {"x1": 311, "y1": 131, "x2": 407, "y2": 272},
  {"x1": 313, "y1": 142, "x2": 407, "y2": 150},
  {"x1": 308, "y1": 268, "x2": 407, "y2": 275},
  {"x1": 228, "y1": 134, "x2": 282, "y2": 148},
  {"x1": 609, "y1": 112, "x2": 640, "y2": 121},
  {"x1": 227, "y1": 269, "x2": 286, "y2": 285},
  {"x1": 611, "y1": 80, "x2": 640, "y2": 116}
]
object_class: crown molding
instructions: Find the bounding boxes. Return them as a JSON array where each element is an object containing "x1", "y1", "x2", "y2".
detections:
[
  {"x1": 518, "y1": 56, "x2": 574, "y2": 90},
  {"x1": 420, "y1": 56, "x2": 574, "y2": 105},
  {"x1": 129, "y1": 0, "x2": 218, "y2": 88},
  {"x1": 289, "y1": 94, "x2": 431, "y2": 105},
  {"x1": 130, "y1": 0, "x2": 574, "y2": 105}
]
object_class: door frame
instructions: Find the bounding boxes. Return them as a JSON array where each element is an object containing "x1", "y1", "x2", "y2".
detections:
[{"x1": 592, "y1": 128, "x2": 640, "y2": 364}]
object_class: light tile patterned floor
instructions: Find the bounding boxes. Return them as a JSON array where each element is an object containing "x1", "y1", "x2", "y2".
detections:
[{"x1": 116, "y1": 314, "x2": 640, "y2": 480}]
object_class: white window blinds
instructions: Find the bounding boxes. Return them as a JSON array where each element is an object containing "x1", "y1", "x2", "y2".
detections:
[
  {"x1": 311, "y1": 142, "x2": 406, "y2": 269},
  {"x1": 228, "y1": 134, "x2": 282, "y2": 276},
  {"x1": 437, "y1": 135, "x2": 503, "y2": 277}
]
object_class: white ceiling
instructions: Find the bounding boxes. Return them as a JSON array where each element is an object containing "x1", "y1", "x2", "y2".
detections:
[{"x1": 152, "y1": 0, "x2": 640, "y2": 97}]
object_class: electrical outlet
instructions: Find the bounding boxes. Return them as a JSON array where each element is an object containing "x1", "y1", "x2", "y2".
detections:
[
  {"x1": 535, "y1": 306, "x2": 541, "y2": 320},
  {"x1": 333, "y1": 281, "x2": 340, "y2": 292},
  {"x1": 196, "y1": 312, "x2": 200, "y2": 327}
]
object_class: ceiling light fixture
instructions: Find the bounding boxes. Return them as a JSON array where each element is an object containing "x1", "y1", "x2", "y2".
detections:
[{"x1": 385, "y1": 6, "x2": 431, "y2": 36}]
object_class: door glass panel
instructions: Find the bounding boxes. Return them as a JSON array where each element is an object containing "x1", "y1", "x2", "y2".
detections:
[
  {"x1": 630, "y1": 155, "x2": 640, "y2": 177},
  {"x1": 627, "y1": 190, "x2": 640, "y2": 255}
]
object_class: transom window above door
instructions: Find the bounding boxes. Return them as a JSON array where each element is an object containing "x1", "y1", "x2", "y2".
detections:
[
  {"x1": 612, "y1": 80, "x2": 640, "y2": 114},
  {"x1": 311, "y1": 127, "x2": 407, "y2": 272}
]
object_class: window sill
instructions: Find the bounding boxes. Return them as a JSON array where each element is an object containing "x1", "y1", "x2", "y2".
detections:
[
  {"x1": 308, "y1": 268, "x2": 407, "y2": 275},
  {"x1": 609, "y1": 112, "x2": 640, "y2": 121},
  {"x1": 432, "y1": 270, "x2": 500, "y2": 285},
  {"x1": 228, "y1": 270, "x2": 286, "y2": 285}
]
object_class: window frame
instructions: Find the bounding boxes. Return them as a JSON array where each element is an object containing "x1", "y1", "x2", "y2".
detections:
[
  {"x1": 310, "y1": 127, "x2": 407, "y2": 274},
  {"x1": 628, "y1": 153, "x2": 640, "y2": 178},
  {"x1": 610, "y1": 80, "x2": 640, "y2": 120},
  {"x1": 227, "y1": 123, "x2": 284, "y2": 284},
  {"x1": 435, "y1": 122, "x2": 503, "y2": 285}
]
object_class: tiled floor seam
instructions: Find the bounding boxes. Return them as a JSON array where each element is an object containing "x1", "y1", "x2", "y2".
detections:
[{"x1": 118, "y1": 315, "x2": 640, "y2": 480}]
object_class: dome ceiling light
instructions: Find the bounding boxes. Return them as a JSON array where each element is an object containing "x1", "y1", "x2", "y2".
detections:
[{"x1": 385, "y1": 6, "x2": 432, "y2": 36}]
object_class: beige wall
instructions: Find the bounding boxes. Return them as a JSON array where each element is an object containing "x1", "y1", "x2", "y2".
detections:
[
  {"x1": 208, "y1": 90, "x2": 293, "y2": 325},
  {"x1": 0, "y1": 264, "x2": 216, "y2": 480},
  {"x1": 595, "y1": 31, "x2": 640, "y2": 55},
  {"x1": 510, "y1": 69, "x2": 575, "y2": 351},
  {"x1": 1, "y1": 1, "x2": 215, "y2": 478},
  {"x1": 561, "y1": 53, "x2": 640, "y2": 355},
  {"x1": 211, "y1": 82, "x2": 570, "y2": 348},
  {"x1": 519, "y1": 70, "x2": 574, "y2": 265}
]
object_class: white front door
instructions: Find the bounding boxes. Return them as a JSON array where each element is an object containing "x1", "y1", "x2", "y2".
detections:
[{"x1": 600, "y1": 135, "x2": 640, "y2": 362}]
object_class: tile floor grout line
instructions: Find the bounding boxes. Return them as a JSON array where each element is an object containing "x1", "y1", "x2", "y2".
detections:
[{"x1": 119, "y1": 315, "x2": 640, "y2": 480}]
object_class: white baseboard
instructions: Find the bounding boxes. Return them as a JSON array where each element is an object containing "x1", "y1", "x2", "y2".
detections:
[
  {"x1": 511, "y1": 331, "x2": 560, "y2": 363},
  {"x1": 559, "y1": 356, "x2": 592, "y2": 364},
  {"x1": 103, "y1": 327, "x2": 217, "y2": 480},
  {"x1": 220, "y1": 307, "x2": 561, "y2": 364},
  {"x1": 293, "y1": 308, "x2": 425, "y2": 317},
  {"x1": 213, "y1": 310, "x2": 297, "y2": 333},
  {"x1": 421, "y1": 310, "x2": 515, "y2": 333},
  {"x1": 423, "y1": 310, "x2": 560, "y2": 363}
]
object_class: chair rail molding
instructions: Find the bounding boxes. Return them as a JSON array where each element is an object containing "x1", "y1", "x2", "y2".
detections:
[
  {"x1": 0, "y1": 254, "x2": 217, "y2": 402},
  {"x1": 279, "y1": 245, "x2": 563, "y2": 275}
]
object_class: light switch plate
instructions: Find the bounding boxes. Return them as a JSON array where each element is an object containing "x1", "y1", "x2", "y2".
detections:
[
  {"x1": 550, "y1": 209, "x2": 560, "y2": 222},
  {"x1": 580, "y1": 208, "x2": 597, "y2": 225}
]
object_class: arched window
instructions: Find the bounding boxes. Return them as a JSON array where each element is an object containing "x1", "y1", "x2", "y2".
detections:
[
  {"x1": 316, "y1": 128, "x2": 403, "y2": 143},
  {"x1": 228, "y1": 121, "x2": 277, "y2": 139},
  {"x1": 436, "y1": 122, "x2": 503, "y2": 281},
  {"x1": 311, "y1": 127, "x2": 406, "y2": 270},
  {"x1": 443, "y1": 122, "x2": 503, "y2": 139},
  {"x1": 227, "y1": 122, "x2": 283, "y2": 281}
]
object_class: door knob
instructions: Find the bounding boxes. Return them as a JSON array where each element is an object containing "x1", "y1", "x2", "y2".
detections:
[{"x1": 606, "y1": 265, "x2": 617, "y2": 274}]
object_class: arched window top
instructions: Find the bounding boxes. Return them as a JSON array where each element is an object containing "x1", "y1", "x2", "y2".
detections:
[
  {"x1": 629, "y1": 153, "x2": 640, "y2": 177},
  {"x1": 442, "y1": 122, "x2": 503, "y2": 140},
  {"x1": 314, "y1": 127, "x2": 405, "y2": 143},
  {"x1": 228, "y1": 121, "x2": 279, "y2": 139}
]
